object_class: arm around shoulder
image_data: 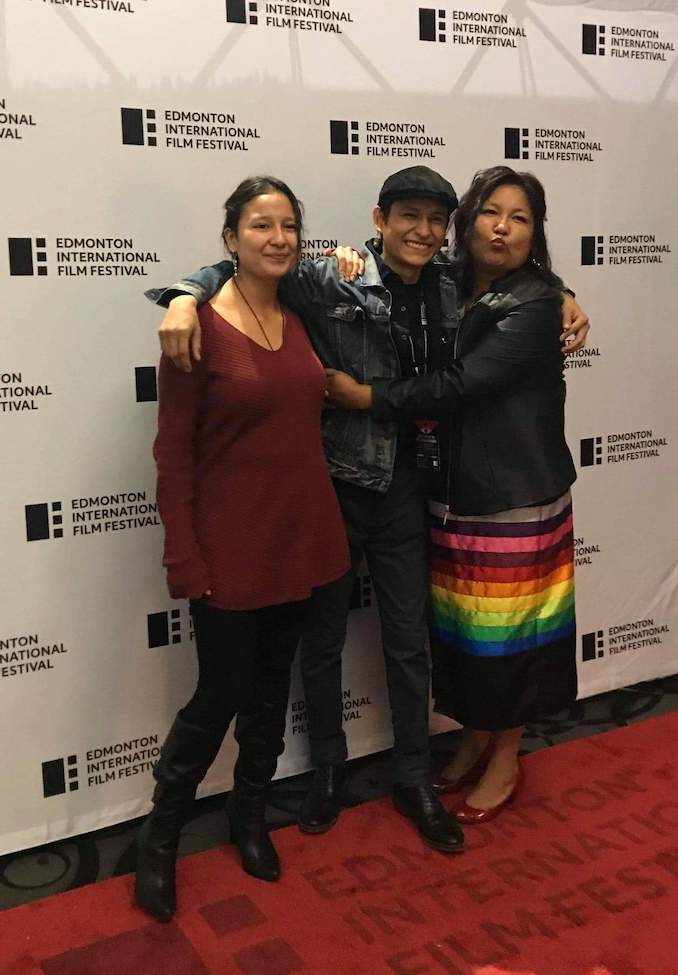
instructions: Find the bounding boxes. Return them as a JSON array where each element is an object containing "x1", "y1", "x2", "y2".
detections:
[
  {"x1": 147, "y1": 260, "x2": 231, "y2": 372},
  {"x1": 371, "y1": 296, "x2": 562, "y2": 421},
  {"x1": 145, "y1": 260, "x2": 232, "y2": 309}
]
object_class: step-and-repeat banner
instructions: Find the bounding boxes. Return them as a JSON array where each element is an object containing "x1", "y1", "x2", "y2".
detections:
[{"x1": 2, "y1": 0, "x2": 677, "y2": 854}]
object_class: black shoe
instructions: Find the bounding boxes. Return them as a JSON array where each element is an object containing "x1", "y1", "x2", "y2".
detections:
[
  {"x1": 393, "y1": 783, "x2": 466, "y2": 854},
  {"x1": 298, "y1": 764, "x2": 346, "y2": 834},
  {"x1": 228, "y1": 788, "x2": 280, "y2": 881}
]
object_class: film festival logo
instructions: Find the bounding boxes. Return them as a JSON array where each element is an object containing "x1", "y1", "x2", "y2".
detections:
[
  {"x1": 581, "y1": 233, "x2": 671, "y2": 267},
  {"x1": 419, "y1": 7, "x2": 446, "y2": 42},
  {"x1": 419, "y1": 7, "x2": 525, "y2": 48},
  {"x1": 24, "y1": 492, "x2": 160, "y2": 541},
  {"x1": 574, "y1": 535, "x2": 601, "y2": 568},
  {"x1": 147, "y1": 608, "x2": 194, "y2": 649},
  {"x1": 135, "y1": 366, "x2": 157, "y2": 403},
  {"x1": 330, "y1": 118, "x2": 445, "y2": 159},
  {"x1": 42, "y1": 755, "x2": 79, "y2": 798},
  {"x1": 121, "y1": 107, "x2": 157, "y2": 147},
  {"x1": 581, "y1": 21, "x2": 674, "y2": 62},
  {"x1": 25, "y1": 501, "x2": 64, "y2": 541},
  {"x1": 1, "y1": 632, "x2": 68, "y2": 681},
  {"x1": 8, "y1": 237, "x2": 47, "y2": 276},
  {"x1": 580, "y1": 430, "x2": 669, "y2": 469},
  {"x1": 581, "y1": 630, "x2": 605, "y2": 663},
  {"x1": 581, "y1": 235, "x2": 606, "y2": 266},
  {"x1": 0, "y1": 96, "x2": 38, "y2": 141},
  {"x1": 583, "y1": 620, "x2": 671, "y2": 664},
  {"x1": 7, "y1": 236, "x2": 160, "y2": 279},
  {"x1": 226, "y1": 0, "x2": 258, "y2": 24},
  {"x1": 504, "y1": 127, "x2": 602, "y2": 164},
  {"x1": 225, "y1": 0, "x2": 353, "y2": 33},
  {"x1": 330, "y1": 120, "x2": 360, "y2": 155},
  {"x1": 582, "y1": 24, "x2": 606, "y2": 56},
  {"x1": 32, "y1": 0, "x2": 144, "y2": 16},
  {"x1": 580, "y1": 437, "x2": 602, "y2": 467},
  {"x1": 42, "y1": 736, "x2": 161, "y2": 796},
  {"x1": 504, "y1": 127, "x2": 530, "y2": 160},
  {"x1": 1, "y1": 371, "x2": 53, "y2": 414},
  {"x1": 121, "y1": 105, "x2": 259, "y2": 152},
  {"x1": 564, "y1": 345, "x2": 601, "y2": 373}
]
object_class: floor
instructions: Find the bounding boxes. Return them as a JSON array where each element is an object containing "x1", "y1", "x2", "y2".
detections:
[{"x1": 1, "y1": 674, "x2": 677, "y2": 912}]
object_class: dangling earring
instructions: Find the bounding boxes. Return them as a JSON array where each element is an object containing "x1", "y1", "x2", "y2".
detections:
[
  {"x1": 530, "y1": 252, "x2": 541, "y2": 270},
  {"x1": 373, "y1": 231, "x2": 383, "y2": 254},
  {"x1": 232, "y1": 252, "x2": 239, "y2": 275}
]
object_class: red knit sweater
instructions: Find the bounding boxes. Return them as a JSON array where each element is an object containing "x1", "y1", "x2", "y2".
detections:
[{"x1": 154, "y1": 304, "x2": 349, "y2": 610}]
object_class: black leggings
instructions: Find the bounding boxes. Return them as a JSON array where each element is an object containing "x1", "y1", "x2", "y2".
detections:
[{"x1": 180, "y1": 598, "x2": 307, "y2": 786}]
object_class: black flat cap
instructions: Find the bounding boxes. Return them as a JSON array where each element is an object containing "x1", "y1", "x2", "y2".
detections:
[{"x1": 378, "y1": 166, "x2": 458, "y2": 214}]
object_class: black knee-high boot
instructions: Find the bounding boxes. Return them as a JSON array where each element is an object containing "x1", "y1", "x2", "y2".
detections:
[
  {"x1": 227, "y1": 701, "x2": 287, "y2": 882},
  {"x1": 135, "y1": 714, "x2": 224, "y2": 921}
]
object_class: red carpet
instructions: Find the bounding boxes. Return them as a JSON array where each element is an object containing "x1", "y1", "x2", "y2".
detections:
[{"x1": 4, "y1": 714, "x2": 678, "y2": 975}]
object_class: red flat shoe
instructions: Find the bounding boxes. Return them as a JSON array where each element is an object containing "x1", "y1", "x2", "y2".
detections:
[
  {"x1": 431, "y1": 744, "x2": 492, "y2": 795},
  {"x1": 452, "y1": 766, "x2": 523, "y2": 825}
]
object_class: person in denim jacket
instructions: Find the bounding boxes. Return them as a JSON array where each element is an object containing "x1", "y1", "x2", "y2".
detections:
[{"x1": 147, "y1": 166, "x2": 589, "y2": 853}]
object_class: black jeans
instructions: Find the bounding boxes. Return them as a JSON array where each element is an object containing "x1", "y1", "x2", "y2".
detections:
[
  {"x1": 179, "y1": 599, "x2": 307, "y2": 789},
  {"x1": 300, "y1": 460, "x2": 431, "y2": 786}
]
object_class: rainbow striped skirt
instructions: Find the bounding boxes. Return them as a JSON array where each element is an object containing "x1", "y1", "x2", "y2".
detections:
[{"x1": 429, "y1": 491, "x2": 577, "y2": 730}]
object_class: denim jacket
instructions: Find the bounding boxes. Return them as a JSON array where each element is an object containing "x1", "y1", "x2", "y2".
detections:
[{"x1": 146, "y1": 249, "x2": 459, "y2": 494}]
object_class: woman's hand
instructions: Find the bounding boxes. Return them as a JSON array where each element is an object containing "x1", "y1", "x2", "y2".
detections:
[
  {"x1": 160, "y1": 295, "x2": 202, "y2": 372},
  {"x1": 325, "y1": 369, "x2": 372, "y2": 409},
  {"x1": 324, "y1": 245, "x2": 365, "y2": 282},
  {"x1": 560, "y1": 294, "x2": 590, "y2": 353}
]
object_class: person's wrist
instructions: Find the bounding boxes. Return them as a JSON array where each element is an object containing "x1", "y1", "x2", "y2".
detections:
[{"x1": 169, "y1": 293, "x2": 198, "y2": 307}]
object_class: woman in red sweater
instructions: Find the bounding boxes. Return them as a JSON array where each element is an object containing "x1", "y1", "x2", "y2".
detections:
[{"x1": 135, "y1": 176, "x2": 349, "y2": 922}]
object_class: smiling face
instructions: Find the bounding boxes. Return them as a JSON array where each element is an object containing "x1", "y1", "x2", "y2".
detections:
[
  {"x1": 469, "y1": 183, "x2": 534, "y2": 280},
  {"x1": 224, "y1": 192, "x2": 299, "y2": 281},
  {"x1": 374, "y1": 197, "x2": 449, "y2": 283}
]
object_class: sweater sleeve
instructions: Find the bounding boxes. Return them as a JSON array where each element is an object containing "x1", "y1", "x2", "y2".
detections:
[
  {"x1": 153, "y1": 354, "x2": 211, "y2": 599},
  {"x1": 371, "y1": 297, "x2": 562, "y2": 421}
]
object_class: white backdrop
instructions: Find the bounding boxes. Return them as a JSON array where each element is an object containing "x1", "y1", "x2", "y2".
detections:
[{"x1": 2, "y1": 0, "x2": 677, "y2": 855}]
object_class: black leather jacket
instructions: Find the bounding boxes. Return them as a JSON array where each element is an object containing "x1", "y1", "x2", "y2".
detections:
[
  {"x1": 371, "y1": 268, "x2": 577, "y2": 515},
  {"x1": 146, "y1": 248, "x2": 459, "y2": 493}
]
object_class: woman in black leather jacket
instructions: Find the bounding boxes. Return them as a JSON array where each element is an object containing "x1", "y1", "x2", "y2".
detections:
[{"x1": 326, "y1": 166, "x2": 577, "y2": 824}]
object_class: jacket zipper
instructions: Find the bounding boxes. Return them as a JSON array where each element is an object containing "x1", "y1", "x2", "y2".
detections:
[{"x1": 443, "y1": 302, "x2": 474, "y2": 523}]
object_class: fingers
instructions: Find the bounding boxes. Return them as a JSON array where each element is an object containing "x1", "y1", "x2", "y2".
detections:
[
  {"x1": 335, "y1": 246, "x2": 351, "y2": 281},
  {"x1": 560, "y1": 297, "x2": 591, "y2": 354},
  {"x1": 190, "y1": 324, "x2": 202, "y2": 364},
  {"x1": 158, "y1": 301, "x2": 201, "y2": 372},
  {"x1": 175, "y1": 333, "x2": 193, "y2": 373},
  {"x1": 159, "y1": 315, "x2": 190, "y2": 372},
  {"x1": 346, "y1": 251, "x2": 363, "y2": 281},
  {"x1": 334, "y1": 245, "x2": 364, "y2": 282},
  {"x1": 562, "y1": 322, "x2": 590, "y2": 353},
  {"x1": 159, "y1": 319, "x2": 175, "y2": 358},
  {"x1": 325, "y1": 368, "x2": 338, "y2": 377}
]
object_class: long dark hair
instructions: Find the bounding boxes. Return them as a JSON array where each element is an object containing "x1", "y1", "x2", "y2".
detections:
[
  {"x1": 452, "y1": 165, "x2": 560, "y2": 297},
  {"x1": 222, "y1": 175, "x2": 305, "y2": 257}
]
